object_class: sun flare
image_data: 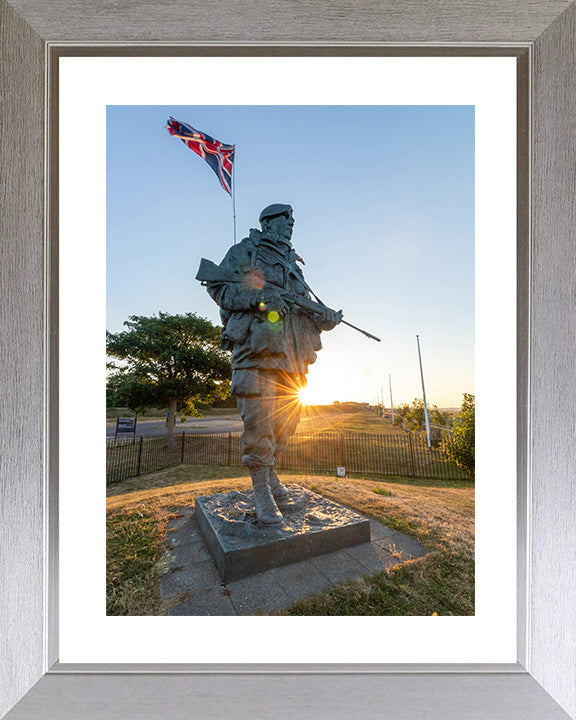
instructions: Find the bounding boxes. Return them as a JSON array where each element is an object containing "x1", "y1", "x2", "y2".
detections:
[
  {"x1": 297, "y1": 383, "x2": 336, "y2": 407},
  {"x1": 297, "y1": 386, "x2": 310, "y2": 406}
]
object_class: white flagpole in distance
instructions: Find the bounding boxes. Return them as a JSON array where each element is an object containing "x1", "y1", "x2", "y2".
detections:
[{"x1": 416, "y1": 335, "x2": 431, "y2": 449}]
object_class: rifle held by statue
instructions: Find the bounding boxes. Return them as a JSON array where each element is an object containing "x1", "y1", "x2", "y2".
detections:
[{"x1": 196, "y1": 258, "x2": 381, "y2": 342}]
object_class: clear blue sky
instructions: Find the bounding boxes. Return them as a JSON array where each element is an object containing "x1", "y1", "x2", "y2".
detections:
[{"x1": 107, "y1": 105, "x2": 474, "y2": 407}]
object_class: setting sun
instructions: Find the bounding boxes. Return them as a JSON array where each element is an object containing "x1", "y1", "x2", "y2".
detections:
[
  {"x1": 297, "y1": 386, "x2": 310, "y2": 406},
  {"x1": 297, "y1": 381, "x2": 335, "y2": 407}
]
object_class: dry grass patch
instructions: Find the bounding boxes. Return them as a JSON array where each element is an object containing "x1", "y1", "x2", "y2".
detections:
[
  {"x1": 280, "y1": 475, "x2": 474, "y2": 616},
  {"x1": 107, "y1": 472, "x2": 252, "y2": 615},
  {"x1": 107, "y1": 509, "x2": 170, "y2": 616},
  {"x1": 107, "y1": 475, "x2": 251, "y2": 514},
  {"x1": 107, "y1": 464, "x2": 251, "y2": 497},
  {"x1": 106, "y1": 466, "x2": 474, "y2": 616},
  {"x1": 293, "y1": 475, "x2": 474, "y2": 556}
]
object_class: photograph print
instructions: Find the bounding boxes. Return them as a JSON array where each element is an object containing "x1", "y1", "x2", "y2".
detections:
[{"x1": 105, "y1": 104, "x2": 475, "y2": 617}]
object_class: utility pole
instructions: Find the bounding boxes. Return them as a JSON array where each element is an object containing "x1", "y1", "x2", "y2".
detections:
[
  {"x1": 416, "y1": 335, "x2": 431, "y2": 449},
  {"x1": 389, "y1": 374, "x2": 395, "y2": 425}
]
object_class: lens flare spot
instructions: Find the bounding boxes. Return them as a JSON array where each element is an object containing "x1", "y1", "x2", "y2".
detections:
[
  {"x1": 259, "y1": 301, "x2": 267, "y2": 311},
  {"x1": 268, "y1": 310, "x2": 280, "y2": 323},
  {"x1": 249, "y1": 270, "x2": 265, "y2": 290}
]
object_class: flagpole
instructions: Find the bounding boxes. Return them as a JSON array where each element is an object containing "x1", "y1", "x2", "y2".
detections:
[
  {"x1": 232, "y1": 146, "x2": 237, "y2": 244},
  {"x1": 166, "y1": 119, "x2": 236, "y2": 239},
  {"x1": 416, "y1": 335, "x2": 431, "y2": 449}
]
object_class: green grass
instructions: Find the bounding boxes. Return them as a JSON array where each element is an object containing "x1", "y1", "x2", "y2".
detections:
[
  {"x1": 106, "y1": 508, "x2": 171, "y2": 615},
  {"x1": 300, "y1": 404, "x2": 406, "y2": 436},
  {"x1": 107, "y1": 407, "x2": 166, "y2": 419},
  {"x1": 106, "y1": 466, "x2": 474, "y2": 617},
  {"x1": 198, "y1": 407, "x2": 239, "y2": 417},
  {"x1": 278, "y1": 432, "x2": 467, "y2": 480},
  {"x1": 106, "y1": 436, "x2": 183, "y2": 484}
]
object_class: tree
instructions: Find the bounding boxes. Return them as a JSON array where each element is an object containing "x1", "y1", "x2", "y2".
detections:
[
  {"x1": 395, "y1": 399, "x2": 449, "y2": 431},
  {"x1": 403, "y1": 399, "x2": 427, "y2": 433},
  {"x1": 393, "y1": 399, "x2": 453, "y2": 447},
  {"x1": 106, "y1": 312, "x2": 231, "y2": 445},
  {"x1": 443, "y1": 393, "x2": 475, "y2": 478},
  {"x1": 394, "y1": 402, "x2": 411, "y2": 424}
]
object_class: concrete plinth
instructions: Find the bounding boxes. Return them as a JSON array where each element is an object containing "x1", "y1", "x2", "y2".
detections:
[{"x1": 195, "y1": 485, "x2": 371, "y2": 583}]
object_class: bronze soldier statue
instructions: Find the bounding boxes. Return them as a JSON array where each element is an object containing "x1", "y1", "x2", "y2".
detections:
[{"x1": 198, "y1": 203, "x2": 342, "y2": 525}]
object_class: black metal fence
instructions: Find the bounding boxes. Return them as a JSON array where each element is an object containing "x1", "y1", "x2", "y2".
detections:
[{"x1": 106, "y1": 431, "x2": 469, "y2": 485}]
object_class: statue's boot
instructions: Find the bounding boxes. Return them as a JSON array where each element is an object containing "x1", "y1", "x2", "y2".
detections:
[
  {"x1": 268, "y1": 466, "x2": 290, "y2": 509},
  {"x1": 251, "y1": 468, "x2": 283, "y2": 526}
]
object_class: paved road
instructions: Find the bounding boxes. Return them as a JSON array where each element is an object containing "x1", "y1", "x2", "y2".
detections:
[
  {"x1": 106, "y1": 415, "x2": 244, "y2": 439},
  {"x1": 107, "y1": 407, "x2": 381, "y2": 439}
]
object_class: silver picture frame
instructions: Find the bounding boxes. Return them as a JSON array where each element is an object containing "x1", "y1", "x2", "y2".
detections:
[{"x1": 1, "y1": 1, "x2": 575, "y2": 718}]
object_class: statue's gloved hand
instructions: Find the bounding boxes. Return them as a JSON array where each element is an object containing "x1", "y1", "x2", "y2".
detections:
[
  {"x1": 318, "y1": 308, "x2": 343, "y2": 331},
  {"x1": 258, "y1": 289, "x2": 290, "y2": 316}
]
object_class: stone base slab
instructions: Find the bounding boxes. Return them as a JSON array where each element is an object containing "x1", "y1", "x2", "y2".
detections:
[{"x1": 195, "y1": 485, "x2": 371, "y2": 583}]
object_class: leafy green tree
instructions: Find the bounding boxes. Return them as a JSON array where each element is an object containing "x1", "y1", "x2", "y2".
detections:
[
  {"x1": 394, "y1": 403, "x2": 410, "y2": 423},
  {"x1": 393, "y1": 399, "x2": 452, "y2": 447},
  {"x1": 430, "y1": 406, "x2": 451, "y2": 427},
  {"x1": 405, "y1": 398, "x2": 427, "y2": 433},
  {"x1": 107, "y1": 313, "x2": 231, "y2": 444},
  {"x1": 443, "y1": 393, "x2": 475, "y2": 478},
  {"x1": 395, "y1": 398, "x2": 446, "y2": 431}
]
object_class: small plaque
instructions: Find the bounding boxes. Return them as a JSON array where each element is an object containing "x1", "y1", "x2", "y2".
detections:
[
  {"x1": 116, "y1": 416, "x2": 137, "y2": 437},
  {"x1": 336, "y1": 466, "x2": 346, "y2": 478}
]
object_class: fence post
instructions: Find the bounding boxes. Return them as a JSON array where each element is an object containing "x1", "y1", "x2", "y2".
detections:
[
  {"x1": 136, "y1": 436, "x2": 143, "y2": 477},
  {"x1": 408, "y1": 433, "x2": 416, "y2": 477},
  {"x1": 339, "y1": 433, "x2": 345, "y2": 467},
  {"x1": 227, "y1": 432, "x2": 232, "y2": 466},
  {"x1": 181, "y1": 431, "x2": 185, "y2": 463}
]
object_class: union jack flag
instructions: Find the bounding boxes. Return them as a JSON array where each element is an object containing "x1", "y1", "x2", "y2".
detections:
[{"x1": 166, "y1": 117, "x2": 235, "y2": 196}]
